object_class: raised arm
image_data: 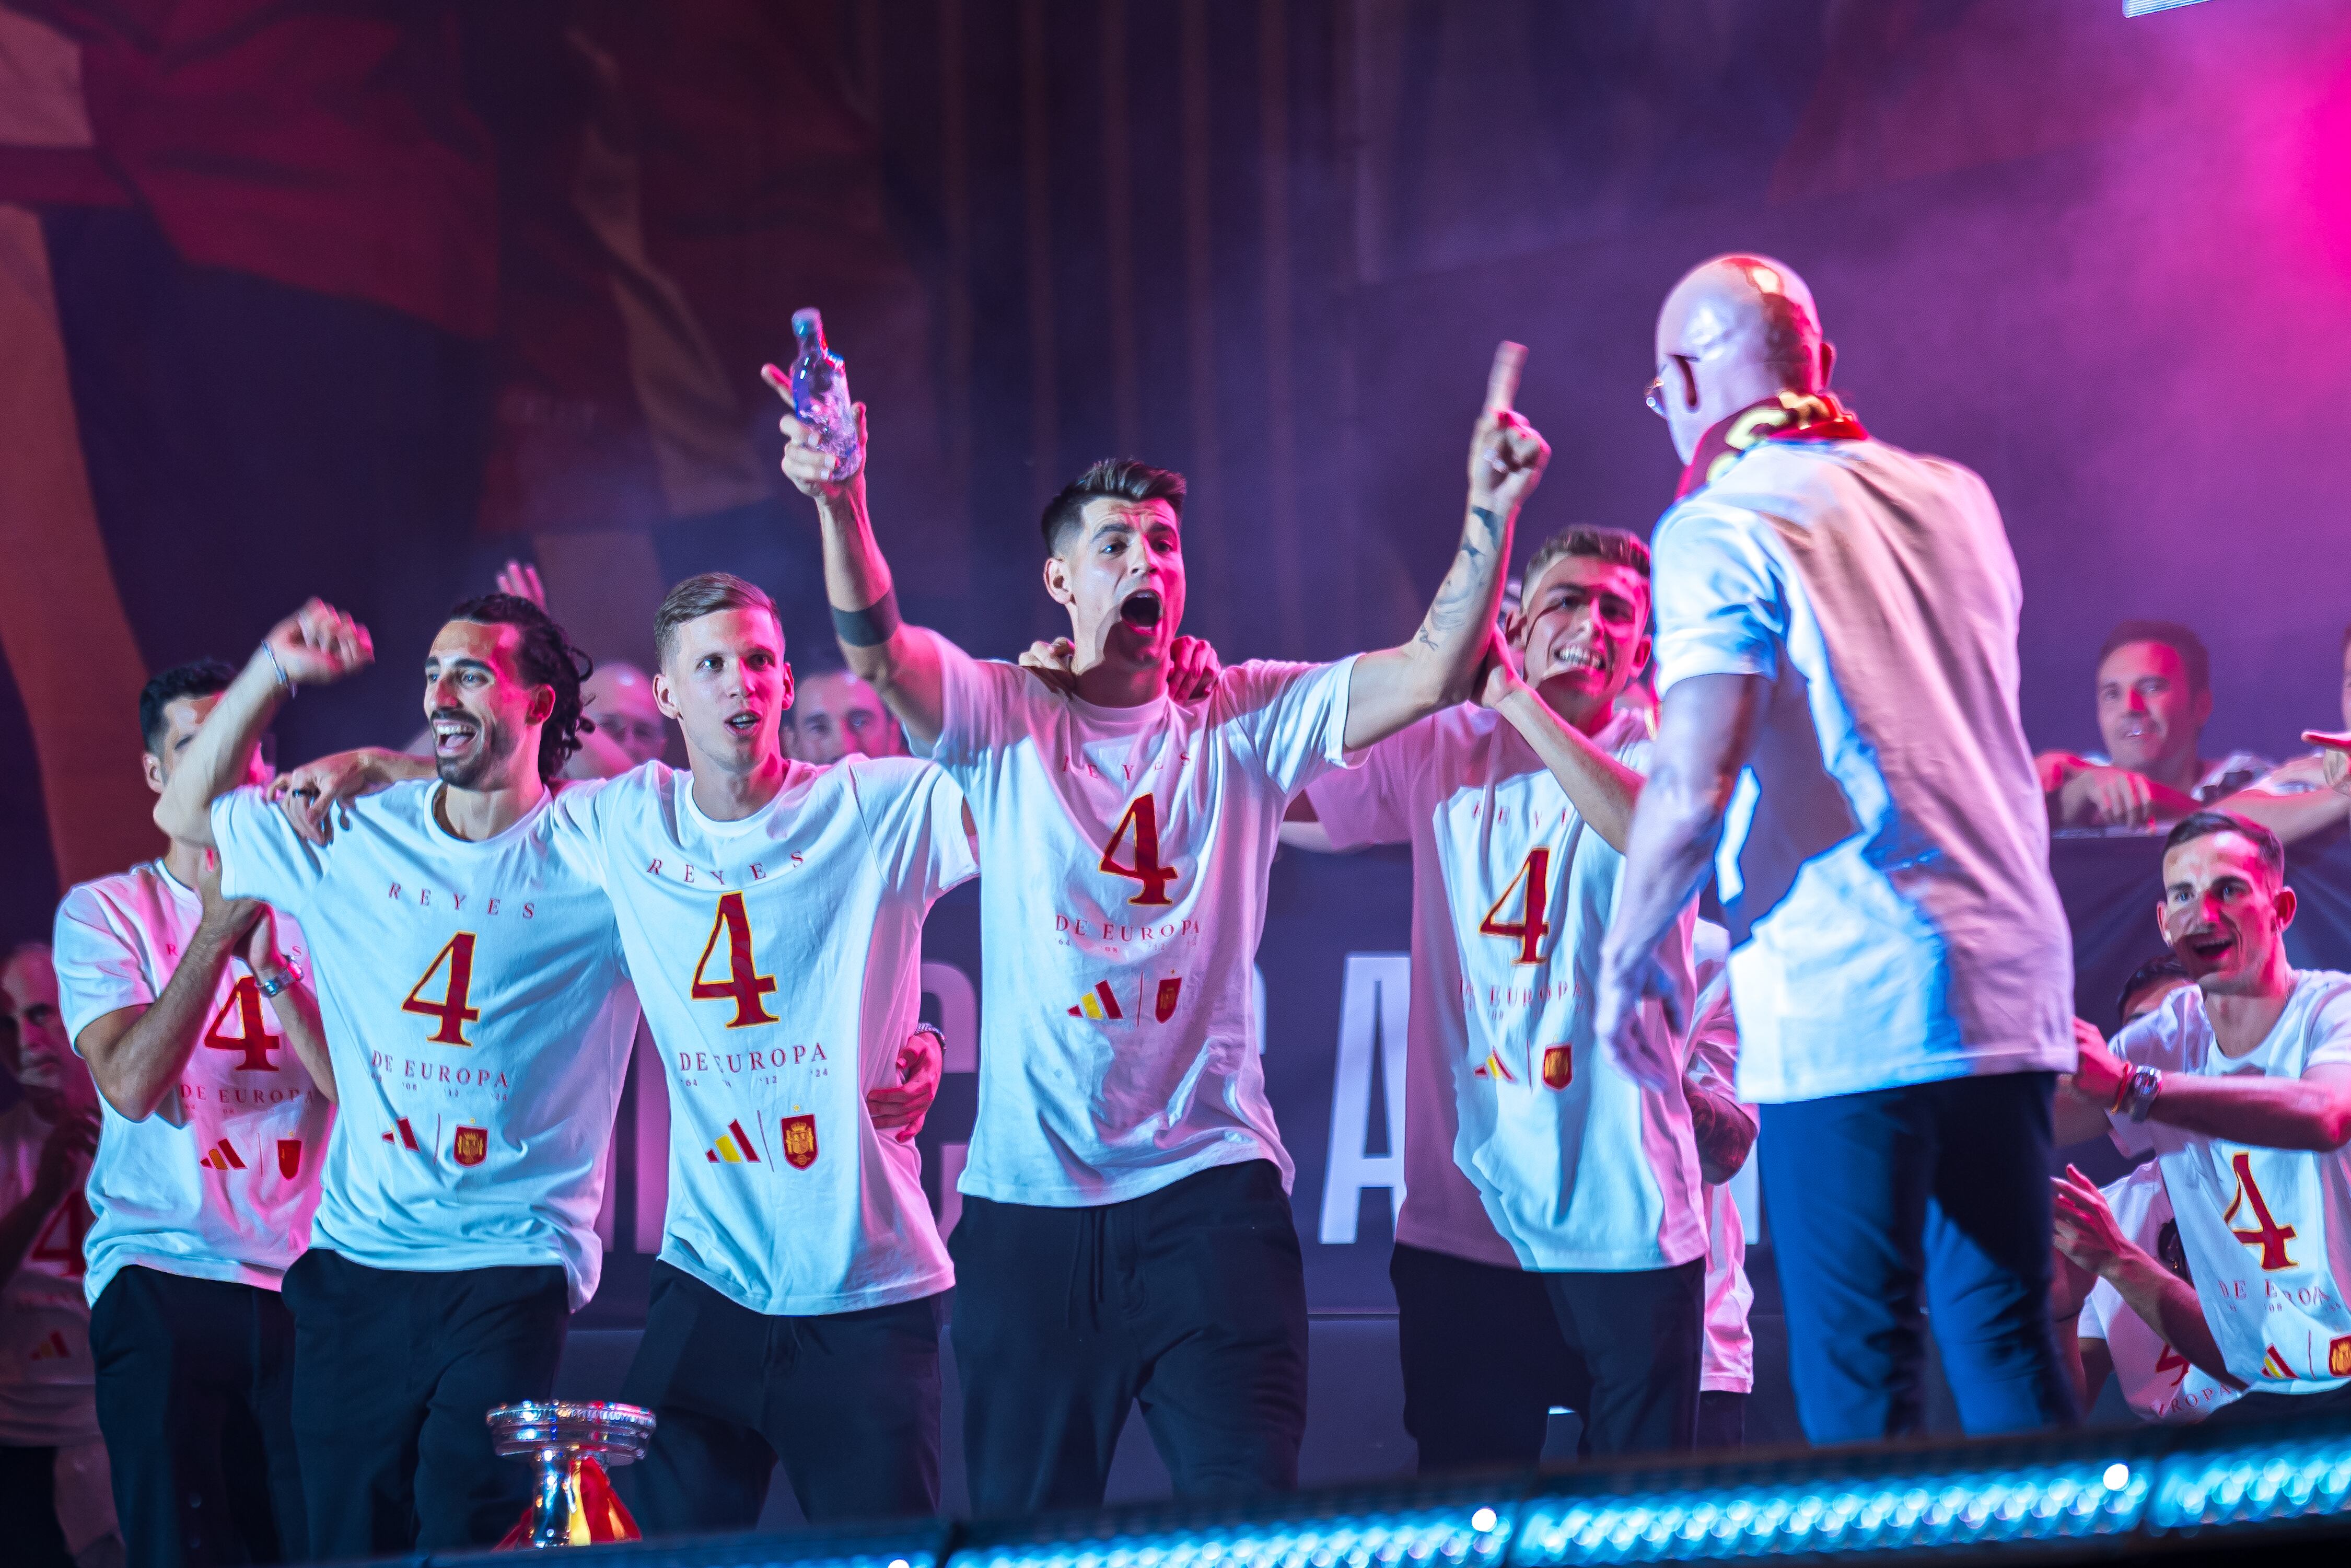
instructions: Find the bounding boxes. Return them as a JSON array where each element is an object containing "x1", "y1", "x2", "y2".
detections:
[
  {"x1": 2054, "y1": 1165, "x2": 2244, "y2": 1389},
  {"x1": 1477, "y1": 645, "x2": 1643, "y2": 853},
  {"x1": 1595, "y1": 673, "x2": 1767, "y2": 1089},
  {"x1": 1344, "y1": 344, "x2": 1544, "y2": 750},
  {"x1": 762, "y1": 379, "x2": 950, "y2": 748},
  {"x1": 75, "y1": 856, "x2": 262, "y2": 1122},
  {"x1": 154, "y1": 600, "x2": 374, "y2": 847}
]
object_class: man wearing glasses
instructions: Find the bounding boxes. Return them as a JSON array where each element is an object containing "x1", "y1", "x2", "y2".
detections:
[{"x1": 1598, "y1": 254, "x2": 2080, "y2": 1443}]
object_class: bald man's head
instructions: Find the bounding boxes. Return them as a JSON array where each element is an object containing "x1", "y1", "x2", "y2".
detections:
[{"x1": 1654, "y1": 254, "x2": 1835, "y2": 463}]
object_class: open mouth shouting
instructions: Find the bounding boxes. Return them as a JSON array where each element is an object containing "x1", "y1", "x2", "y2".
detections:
[
  {"x1": 1119, "y1": 588, "x2": 1164, "y2": 630},
  {"x1": 724, "y1": 708, "x2": 762, "y2": 738}
]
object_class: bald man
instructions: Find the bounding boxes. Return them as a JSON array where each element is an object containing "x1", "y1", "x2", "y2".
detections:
[{"x1": 1596, "y1": 255, "x2": 2079, "y2": 1443}]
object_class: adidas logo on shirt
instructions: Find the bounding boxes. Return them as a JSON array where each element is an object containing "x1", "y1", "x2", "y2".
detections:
[{"x1": 200, "y1": 1139, "x2": 246, "y2": 1171}]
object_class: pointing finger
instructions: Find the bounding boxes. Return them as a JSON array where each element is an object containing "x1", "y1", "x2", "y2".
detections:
[
  {"x1": 760, "y1": 363, "x2": 793, "y2": 405},
  {"x1": 1485, "y1": 341, "x2": 1527, "y2": 414}
]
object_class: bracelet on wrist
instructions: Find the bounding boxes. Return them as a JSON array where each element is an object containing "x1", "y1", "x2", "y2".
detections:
[
  {"x1": 260, "y1": 641, "x2": 296, "y2": 699},
  {"x1": 2122, "y1": 1063, "x2": 2164, "y2": 1123}
]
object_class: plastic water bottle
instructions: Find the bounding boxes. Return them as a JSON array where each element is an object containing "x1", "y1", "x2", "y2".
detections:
[{"x1": 787, "y1": 308, "x2": 862, "y2": 480}]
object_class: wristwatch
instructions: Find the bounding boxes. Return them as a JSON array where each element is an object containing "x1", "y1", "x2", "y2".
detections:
[
  {"x1": 2120, "y1": 1063, "x2": 2164, "y2": 1123},
  {"x1": 255, "y1": 954, "x2": 305, "y2": 999}
]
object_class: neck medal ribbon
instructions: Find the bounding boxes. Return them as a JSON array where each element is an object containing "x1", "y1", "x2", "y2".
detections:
[{"x1": 1674, "y1": 389, "x2": 1868, "y2": 500}]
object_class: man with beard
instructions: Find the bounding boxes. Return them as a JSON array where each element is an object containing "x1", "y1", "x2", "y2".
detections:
[
  {"x1": 1279, "y1": 526, "x2": 1739, "y2": 1461},
  {"x1": 2063, "y1": 811, "x2": 2351, "y2": 1418},
  {"x1": 153, "y1": 595, "x2": 638, "y2": 1557},
  {"x1": 1597, "y1": 254, "x2": 2078, "y2": 1443},
  {"x1": 54, "y1": 660, "x2": 333, "y2": 1568},
  {"x1": 771, "y1": 345, "x2": 1544, "y2": 1512}
]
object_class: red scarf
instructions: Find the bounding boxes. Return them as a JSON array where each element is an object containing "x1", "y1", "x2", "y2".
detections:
[{"x1": 1674, "y1": 389, "x2": 1868, "y2": 499}]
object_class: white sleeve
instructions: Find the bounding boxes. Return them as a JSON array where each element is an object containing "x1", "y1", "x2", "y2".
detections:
[
  {"x1": 1220, "y1": 656, "x2": 1360, "y2": 797},
  {"x1": 918, "y1": 629, "x2": 1038, "y2": 777},
  {"x1": 2302, "y1": 984, "x2": 2351, "y2": 1072},
  {"x1": 52, "y1": 887, "x2": 153, "y2": 1047},
  {"x1": 1303, "y1": 716, "x2": 1429, "y2": 851},
  {"x1": 1650, "y1": 504, "x2": 1786, "y2": 696},
  {"x1": 849, "y1": 758, "x2": 980, "y2": 904},
  {"x1": 211, "y1": 786, "x2": 325, "y2": 912}
]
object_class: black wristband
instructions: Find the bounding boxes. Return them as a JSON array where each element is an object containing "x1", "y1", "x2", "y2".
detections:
[{"x1": 832, "y1": 589, "x2": 903, "y2": 648}]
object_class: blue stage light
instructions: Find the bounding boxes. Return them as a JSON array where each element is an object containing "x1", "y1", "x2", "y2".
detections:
[
  {"x1": 2147, "y1": 1431, "x2": 2351, "y2": 1530},
  {"x1": 956, "y1": 1501, "x2": 1515, "y2": 1568}
]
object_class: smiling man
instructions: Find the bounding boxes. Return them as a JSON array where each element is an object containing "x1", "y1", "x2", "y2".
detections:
[
  {"x1": 1281, "y1": 526, "x2": 1738, "y2": 1462},
  {"x1": 2061, "y1": 811, "x2": 2351, "y2": 1419},
  {"x1": 153, "y1": 594, "x2": 639, "y2": 1558},
  {"x1": 2039, "y1": 621, "x2": 2270, "y2": 830},
  {"x1": 774, "y1": 345, "x2": 1543, "y2": 1513}
]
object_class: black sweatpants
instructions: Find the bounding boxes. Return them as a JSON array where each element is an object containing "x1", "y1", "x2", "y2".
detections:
[
  {"x1": 1391, "y1": 1242, "x2": 1705, "y2": 1470},
  {"x1": 616, "y1": 1262, "x2": 943, "y2": 1531},
  {"x1": 280, "y1": 1250, "x2": 568, "y2": 1559},
  {"x1": 90, "y1": 1267, "x2": 304, "y2": 1567},
  {"x1": 0, "y1": 1444, "x2": 75, "y2": 1568},
  {"x1": 950, "y1": 1159, "x2": 1309, "y2": 1516}
]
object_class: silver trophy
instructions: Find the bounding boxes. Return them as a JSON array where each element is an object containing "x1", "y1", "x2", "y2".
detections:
[{"x1": 487, "y1": 1400, "x2": 657, "y2": 1548}]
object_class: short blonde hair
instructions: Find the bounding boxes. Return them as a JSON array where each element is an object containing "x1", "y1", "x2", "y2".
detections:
[{"x1": 655, "y1": 573, "x2": 779, "y2": 665}]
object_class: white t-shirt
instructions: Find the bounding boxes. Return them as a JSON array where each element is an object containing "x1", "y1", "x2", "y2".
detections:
[
  {"x1": 1651, "y1": 437, "x2": 2074, "y2": 1102},
  {"x1": 1306, "y1": 704, "x2": 1706, "y2": 1271},
  {"x1": 920, "y1": 631, "x2": 1357, "y2": 1205},
  {"x1": 53, "y1": 862, "x2": 332, "y2": 1307},
  {"x1": 211, "y1": 782, "x2": 638, "y2": 1309},
  {"x1": 2109, "y1": 972, "x2": 2351, "y2": 1393},
  {"x1": 554, "y1": 757, "x2": 973, "y2": 1315},
  {"x1": 1685, "y1": 935, "x2": 1753, "y2": 1394},
  {"x1": 2075, "y1": 1160, "x2": 2242, "y2": 1424},
  {"x1": 0, "y1": 1103, "x2": 98, "y2": 1446}
]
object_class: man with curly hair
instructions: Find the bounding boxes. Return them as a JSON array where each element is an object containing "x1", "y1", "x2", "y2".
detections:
[{"x1": 153, "y1": 594, "x2": 640, "y2": 1558}]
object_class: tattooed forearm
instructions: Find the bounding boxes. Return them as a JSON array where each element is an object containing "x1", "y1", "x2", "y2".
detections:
[
  {"x1": 1685, "y1": 1079, "x2": 1756, "y2": 1186},
  {"x1": 1412, "y1": 505, "x2": 1506, "y2": 654}
]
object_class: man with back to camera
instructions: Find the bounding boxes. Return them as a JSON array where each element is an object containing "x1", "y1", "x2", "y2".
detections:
[
  {"x1": 152, "y1": 594, "x2": 640, "y2": 1557},
  {"x1": 767, "y1": 344, "x2": 1545, "y2": 1512},
  {"x1": 2045, "y1": 955, "x2": 2247, "y2": 1427},
  {"x1": 0, "y1": 950, "x2": 113, "y2": 1568},
  {"x1": 2057, "y1": 810, "x2": 2351, "y2": 1420},
  {"x1": 51, "y1": 660, "x2": 333, "y2": 1568},
  {"x1": 1277, "y1": 525, "x2": 1750, "y2": 1461},
  {"x1": 2038, "y1": 620, "x2": 2271, "y2": 831},
  {"x1": 1596, "y1": 253, "x2": 2081, "y2": 1442}
]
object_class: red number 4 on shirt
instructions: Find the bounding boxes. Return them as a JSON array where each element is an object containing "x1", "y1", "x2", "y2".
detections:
[
  {"x1": 402, "y1": 933, "x2": 482, "y2": 1046},
  {"x1": 1102, "y1": 795, "x2": 1180, "y2": 907},
  {"x1": 1479, "y1": 847, "x2": 1553, "y2": 966},
  {"x1": 203, "y1": 975, "x2": 281, "y2": 1071}
]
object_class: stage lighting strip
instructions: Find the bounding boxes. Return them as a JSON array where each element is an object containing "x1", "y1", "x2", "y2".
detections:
[{"x1": 952, "y1": 1430, "x2": 2351, "y2": 1568}]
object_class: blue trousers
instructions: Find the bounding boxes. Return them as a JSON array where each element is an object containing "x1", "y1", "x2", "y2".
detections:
[{"x1": 1759, "y1": 1071, "x2": 2077, "y2": 1443}]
